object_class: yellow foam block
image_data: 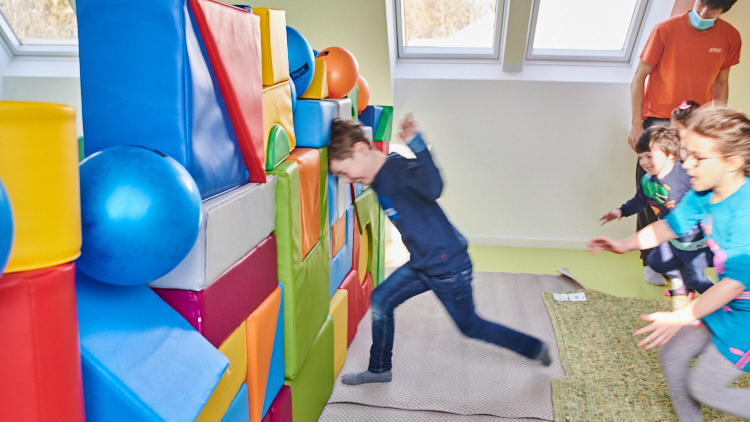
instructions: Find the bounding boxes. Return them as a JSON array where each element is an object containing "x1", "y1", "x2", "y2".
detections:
[
  {"x1": 196, "y1": 321, "x2": 248, "y2": 422},
  {"x1": 300, "y1": 60, "x2": 329, "y2": 100},
  {"x1": 0, "y1": 101, "x2": 81, "y2": 273},
  {"x1": 329, "y1": 290, "x2": 348, "y2": 379},
  {"x1": 358, "y1": 227, "x2": 369, "y2": 284},
  {"x1": 252, "y1": 8, "x2": 290, "y2": 86},
  {"x1": 263, "y1": 81, "x2": 296, "y2": 160}
]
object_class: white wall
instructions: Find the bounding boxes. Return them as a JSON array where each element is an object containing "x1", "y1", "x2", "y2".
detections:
[{"x1": 0, "y1": 41, "x2": 12, "y2": 98}]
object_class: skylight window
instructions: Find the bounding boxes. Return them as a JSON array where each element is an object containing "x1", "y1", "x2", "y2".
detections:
[{"x1": 0, "y1": 0, "x2": 77, "y2": 46}]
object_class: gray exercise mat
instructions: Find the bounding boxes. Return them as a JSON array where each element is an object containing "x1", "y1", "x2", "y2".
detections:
[{"x1": 323, "y1": 270, "x2": 581, "y2": 420}]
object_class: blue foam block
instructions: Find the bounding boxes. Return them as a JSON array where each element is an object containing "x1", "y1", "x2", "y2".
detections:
[
  {"x1": 329, "y1": 206, "x2": 354, "y2": 297},
  {"x1": 76, "y1": 271, "x2": 229, "y2": 422},
  {"x1": 221, "y1": 384, "x2": 250, "y2": 422},
  {"x1": 262, "y1": 282, "x2": 286, "y2": 419},
  {"x1": 293, "y1": 100, "x2": 338, "y2": 148},
  {"x1": 355, "y1": 183, "x2": 363, "y2": 198},
  {"x1": 328, "y1": 174, "x2": 353, "y2": 227},
  {"x1": 359, "y1": 105, "x2": 383, "y2": 133},
  {"x1": 78, "y1": 0, "x2": 250, "y2": 199}
]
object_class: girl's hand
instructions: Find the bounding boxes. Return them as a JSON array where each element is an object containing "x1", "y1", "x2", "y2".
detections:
[
  {"x1": 600, "y1": 209, "x2": 622, "y2": 225},
  {"x1": 398, "y1": 113, "x2": 417, "y2": 142},
  {"x1": 587, "y1": 236, "x2": 628, "y2": 255},
  {"x1": 633, "y1": 312, "x2": 694, "y2": 350}
]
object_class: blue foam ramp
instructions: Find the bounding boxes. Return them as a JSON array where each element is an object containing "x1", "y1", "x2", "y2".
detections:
[
  {"x1": 359, "y1": 105, "x2": 383, "y2": 133},
  {"x1": 262, "y1": 282, "x2": 286, "y2": 419},
  {"x1": 330, "y1": 205, "x2": 354, "y2": 297},
  {"x1": 221, "y1": 384, "x2": 250, "y2": 422},
  {"x1": 76, "y1": 271, "x2": 229, "y2": 422},
  {"x1": 78, "y1": 0, "x2": 250, "y2": 199},
  {"x1": 293, "y1": 100, "x2": 338, "y2": 148}
]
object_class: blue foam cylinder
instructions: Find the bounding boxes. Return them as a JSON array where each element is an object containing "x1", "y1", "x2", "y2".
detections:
[
  {"x1": 359, "y1": 105, "x2": 383, "y2": 132},
  {"x1": 221, "y1": 384, "x2": 250, "y2": 422},
  {"x1": 293, "y1": 100, "x2": 338, "y2": 148},
  {"x1": 330, "y1": 206, "x2": 354, "y2": 297},
  {"x1": 262, "y1": 282, "x2": 286, "y2": 419},
  {"x1": 78, "y1": 146, "x2": 201, "y2": 285},
  {"x1": 286, "y1": 26, "x2": 315, "y2": 99},
  {"x1": 76, "y1": 271, "x2": 228, "y2": 422},
  {"x1": 0, "y1": 180, "x2": 12, "y2": 273}
]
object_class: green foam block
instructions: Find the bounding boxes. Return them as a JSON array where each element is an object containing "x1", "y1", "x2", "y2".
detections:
[
  {"x1": 354, "y1": 187, "x2": 381, "y2": 286},
  {"x1": 345, "y1": 83, "x2": 359, "y2": 122},
  {"x1": 373, "y1": 105, "x2": 392, "y2": 142},
  {"x1": 377, "y1": 208, "x2": 386, "y2": 286},
  {"x1": 266, "y1": 124, "x2": 292, "y2": 171}
]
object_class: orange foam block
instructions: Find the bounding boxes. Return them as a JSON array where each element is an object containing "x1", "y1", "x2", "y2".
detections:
[{"x1": 285, "y1": 148, "x2": 320, "y2": 259}]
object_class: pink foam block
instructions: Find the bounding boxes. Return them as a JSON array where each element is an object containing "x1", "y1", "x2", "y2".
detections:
[{"x1": 260, "y1": 385, "x2": 292, "y2": 422}]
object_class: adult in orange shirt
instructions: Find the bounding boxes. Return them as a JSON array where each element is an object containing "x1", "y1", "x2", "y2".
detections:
[{"x1": 629, "y1": 0, "x2": 741, "y2": 285}]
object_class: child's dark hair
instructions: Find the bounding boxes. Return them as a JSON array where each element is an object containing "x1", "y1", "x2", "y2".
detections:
[
  {"x1": 328, "y1": 118, "x2": 372, "y2": 161},
  {"x1": 671, "y1": 100, "x2": 700, "y2": 126},
  {"x1": 635, "y1": 125, "x2": 681, "y2": 157},
  {"x1": 688, "y1": 107, "x2": 750, "y2": 177},
  {"x1": 701, "y1": 0, "x2": 737, "y2": 12}
]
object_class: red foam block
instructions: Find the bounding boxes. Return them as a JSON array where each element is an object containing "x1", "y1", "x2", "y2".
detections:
[
  {"x1": 189, "y1": 0, "x2": 266, "y2": 183},
  {"x1": 0, "y1": 262, "x2": 85, "y2": 422},
  {"x1": 154, "y1": 234, "x2": 278, "y2": 348},
  {"x1": 261, "y1": 385, "x2": 292, "y2": 422},
  {"x1": 373, "y1": 141, "x2": 389, "y2": 154},
  {"x1": 338, "y1": 270, "x2": 373, "y2": 347}
]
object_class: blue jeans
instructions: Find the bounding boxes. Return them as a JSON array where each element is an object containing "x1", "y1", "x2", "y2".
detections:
[
  {"x1": 367, "y1": 259, "x2": 543, "y2": 373},
  {"x1": 647, "y1": 242, "x2": 714, "y2": 293}
]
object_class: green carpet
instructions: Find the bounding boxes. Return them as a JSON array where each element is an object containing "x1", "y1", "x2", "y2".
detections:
[{"x1": 543, "y1": 289, "x2": 750, "y2": 421}]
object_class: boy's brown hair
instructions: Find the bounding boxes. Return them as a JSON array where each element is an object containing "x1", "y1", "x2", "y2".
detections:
[
  {"x1": 328, "y1": 118, "x2": 372, "y2": 161},
  {"x1": 635, "y1": 124, "x2": 681, "y2": 157},
  {"x1": 688, "y1": 107, "x2": 750, "y2": 177}
]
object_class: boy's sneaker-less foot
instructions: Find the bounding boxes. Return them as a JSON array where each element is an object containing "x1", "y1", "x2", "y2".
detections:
[
  {"x1": 342, "y1": 369, "x2": 392, "y2": 385},
  {"x1": 643, "y1": 266, "x2": 667, "y2": 286},
  {"x1": 534, "y1": 342, "x2": 552, "y2": 367}
]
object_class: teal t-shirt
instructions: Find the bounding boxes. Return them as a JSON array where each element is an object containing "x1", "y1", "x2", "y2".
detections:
[{"x1": 666, "y1": 178, "x2": 750, "y2": 372}]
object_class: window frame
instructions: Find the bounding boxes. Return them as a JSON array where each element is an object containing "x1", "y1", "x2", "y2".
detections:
[
  {"x1": 0, "y1": 8, "x2": 78, "y2": 57},
  {"x1": 524, "y1": 0, "x2": 650, "y2": 62},
  {"x1": 394, "y1": 0, "x2": 506, "y2": 60}
]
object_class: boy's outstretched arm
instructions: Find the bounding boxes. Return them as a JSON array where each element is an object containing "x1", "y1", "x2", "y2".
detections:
[
  {"x1": 399, "y1": 114, "x2": 443, "y2": 200},
  {"x1": 588, "y1": 220, "x2": 677, "y2": 255}
]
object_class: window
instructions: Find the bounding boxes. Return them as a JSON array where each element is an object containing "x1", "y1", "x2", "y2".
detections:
[
  {"x1": 395, "y1": 0, "x2": 505, "y2": 59},
  {"x1": 0, "y1": 0, "x2": 78, "y2": 56},
  {"x1": 526, "y1": 0, "x2": 649, "y2": 61}
]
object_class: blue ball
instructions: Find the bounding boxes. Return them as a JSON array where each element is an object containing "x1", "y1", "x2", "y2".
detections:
[
  {"x1": 286, "y1": 26, "x2": 315, "y2": 98},
  {"x1": 77, "y1": 146, "x2": 201, "y2": 285},
  {"x1": 289, "y1": 77, "x2": 297, "y2": 112},
  {"x1": 0, "y1": 180, "x2": 13, "y2": 274}
]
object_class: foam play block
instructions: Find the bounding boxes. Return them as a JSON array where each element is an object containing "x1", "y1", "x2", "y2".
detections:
[
  {"x1": 363, "y1": 126, "x2": 373, "y2": 142},
  {"x1": 251, "y1": 8, "x2": 289, "y2": 86},
  {"x1": 324, "y1": 98, "x2": 353, "y2": 121},
  {"x1": 196, "y1": 322, "x2": 248, "y2": 422},
  {"x1": 260, "y1": 385, "x2": 292, "y2": 422},
  {"x1": 374, "y1": 105, "x2": 394, "y2": 142},
  {"x1": 293, "y1": 99, "x2": 338, "y2": 148},
  {"x1": 329, "y1": 290, "x2": 348, "y2": 378},
  {"x1": 354, "y1": 187, "x2": 381, "y2": 285},
  {"x1": 327, "y1": 174, "x2": 353, "y2": 227},
  {"x1": 0, "y1": 262, "x2": 85, "y2": 422},
  {"x1": 266, "y1": 124, "x2": 291, "y2": 171},
  {"x1": 331, "y1": 211, "x2": 346, "y2": 258},
  {"x1": 263, "y1": 81, "x2": 297, "y2": 159},
  {"x1": 284, "y1": 314, "x2": 334, "y2": 422},
  {"x1": 330, "y1": 206, "x2": 354, "y2": 297},
  {"x1": 378, "y1": 208, "x2": 387, "y2": 286},
  {"x1": 0, "y1": 102, "x2": 81, "y2": 273},
  {"x1": 153, "y1": 234, "x2": 279, "y2": 348},
  {"x1": 245, "y1": 285, "x2": 284, "y2": 422},
  {"x1": 189, "y1": 0, "x2": 267, "y2": 183},
  {"x1": 285, "y1": 148, "x2": 321, "y2": 259},
  {"x1": 299, "y1": 59, "x2": 328, "y2": 99},
  {"x1": 149, "y1": 178, "x2": 276, "y2": 290},
  {"x1": 374, "y1": 141, "x2": 389, "y2": 154},
  {"x1": 358, "y1": 105, "x2": 383, "y2": 132},
  {"x1": 353, "y1": 182, "x2": 364, "y2": 198},
  {"x1": 76, "y1": 271, "x2": 228, "y2": 422},
  {"x1": 78, "y1": 0, "x2": 254, "y2": 198},
  {"x1": 345, "y1": 82, "x2": 359, "y2": 122},
  {"x1": 338, "y1": 270, "x2": 373, "y2": 347},
  {"x1": 222, "y1": 384, "x2": 250, "y2": 422}
]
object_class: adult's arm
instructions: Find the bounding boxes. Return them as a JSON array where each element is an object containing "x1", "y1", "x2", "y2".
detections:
[
  {"x1": 629, "y1": 60, "x2": 654, "y2": 149},
  {"x1": 713, "y1": 68, "x2": 730, "y2": 107}
]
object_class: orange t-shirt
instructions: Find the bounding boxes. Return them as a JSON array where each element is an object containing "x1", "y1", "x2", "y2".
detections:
[{"x1": 641, "y1": 13, "x2": 741, "y2": 119}]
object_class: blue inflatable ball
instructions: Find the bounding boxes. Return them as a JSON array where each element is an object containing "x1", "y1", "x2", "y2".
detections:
[
  {"x1": 77, "y1": 146, "x2": 201, "y2": 285},
  {"x1": 0, "y1": 180, "x2": 13, "y2": 274},
  {"x1": 289, "y1": 77, "x2": 297, "y2": 112},
  {"x1": 286, "y1": 26, "x2": 315, "y2": 97}
]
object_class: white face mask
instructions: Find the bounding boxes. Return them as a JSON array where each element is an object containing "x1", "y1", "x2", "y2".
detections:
[{"x1": 689, "y1": 6, "x2": 718, "y2": 30}]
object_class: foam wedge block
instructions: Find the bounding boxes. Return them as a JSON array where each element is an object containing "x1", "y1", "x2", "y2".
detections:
[
  {"x1": 263, "y1": 81, "x2": 296, "y2": 158},
  {"x1": 262, "y1": 283, "x2": 285, "y2": 420},
  {"x1": 328, "y1": 174, "x2": 352, "y2": 226},
  {"x1": 149, "y1": 178, "x2": 276, "y2": 290},
  {"x1": 252, "y1": 8, "x2": 289, "y2": 86},
  {"x1": 266, "y1": 124, "x2": 291, "y2": 171},
  {"x1": 196, "y1": 322, "x2": 248, "y2": 422},
  {"x1": 284, "y1": 314, "x2": 334, "y2": 422},
  {"x1": 154, "y1": 234, "x2": 278, "y2": 348},
  {"x1": 78, "y1": 0, "x2": 253, "y2": 198},
  {"x1": 299, "y1": 59, "x2": 328, "y2": 99},
  {"x1": 374, "y1": 105, "x2": 393, "y2": 142},
  {"x1": 245, "y1": 286, "x2": 283, "y2": 422},
  {"x1": 358, "y1": 105, "x2": 382, "y2": 133},
  {"x1": 354, "y1": 187, "x2": 381, "y2": 285},
  {"x1": 0, "y1": 102, "x2": 81, "y2": 273},
  {"x1": 378, "y1": 208, "x2": 387, "y2": 286},
  {"x1": 0, "y1": 262, "x2": 85, "y2": 422},
  {"x1": 285, "y1": 148, "x2": 320, "y2": 259},
  {"x1": 261, "y1": 385, "x2": 292, "y2": 422},
  {"x1": 76, "y1": 271, "x2": 228, "y2": 422},
  {"x1": 374, "y1": 141, "x2": 389, "y2": 154},
  {"x1": 363, "y1": 126, "x2": 373, "y2": 142},
  {"x1": 323, "y1": 98, "x2": 352, "y2": 121},
  {"x1": 331, "y1": 210, "x2": 346, "y2": 258},
  {"x1": 329, "y1": 290, "x2": 348, "y2": 378},
  {"x1": 345, "y1": 83, "x2": 359, "y2": 122},
  {"x1": 330, "y1": 206, "x2": 354, "y2": 297},
  {"x1": 189, "y1": 0, "x2": 267, "y2": 182},
  {"x1": 293, "y1": 99, "x2": 338, "y2": 148},
  {"x1": 338, "y1": 270, "x2": 372, "y2": 347},
  {"x1": 222, "y1": 384, "x2": 250, "y2": 422}
]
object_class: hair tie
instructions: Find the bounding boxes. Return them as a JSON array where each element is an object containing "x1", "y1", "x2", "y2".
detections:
[{"x1": 678, "y1": 101, "x2": 691, "y2": 110}]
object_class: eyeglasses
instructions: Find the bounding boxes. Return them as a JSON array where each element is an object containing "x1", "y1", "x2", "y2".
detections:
[{"x1": 679, "y1": 148, "x2": 729, "y2": 165}]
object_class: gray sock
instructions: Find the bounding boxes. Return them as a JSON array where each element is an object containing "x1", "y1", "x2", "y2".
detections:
[
  {"x1": 342, "y1": 369, "x2": 392, "y2": 385},
  {"x1": 534, "y1": 342, "x2": 552, "y2": 366}
]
